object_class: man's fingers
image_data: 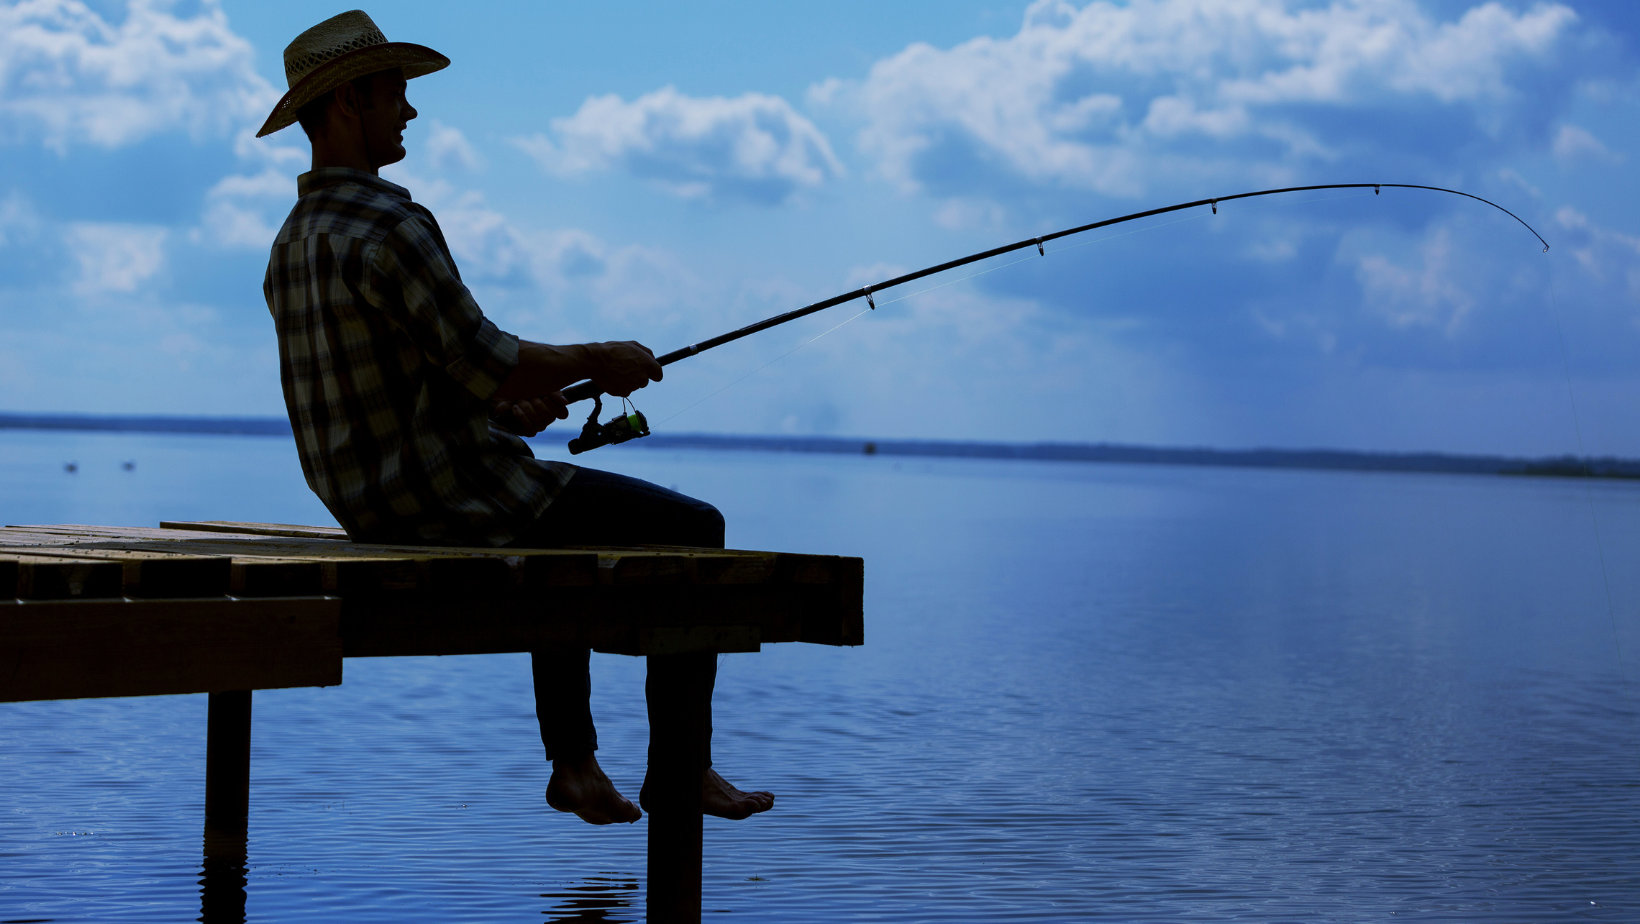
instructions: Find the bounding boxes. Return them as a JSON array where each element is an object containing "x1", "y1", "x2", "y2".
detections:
[
  {"x1": 628, "y1": 342, "x2": 662, "y2": 381},
  {"x1": 504, "y1": 395, "x2": 569, "y2": 434},
  {"x1": 527, "y1": 397, "x2": 569, "y2": 423},
  {"x1": 587, "y1": 341, "x2": 664, "y2": 395}
]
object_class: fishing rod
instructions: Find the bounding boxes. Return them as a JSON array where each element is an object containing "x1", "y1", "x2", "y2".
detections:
[{"x1": 562, "y1": 182, "x2": 1550, "y2": 454}]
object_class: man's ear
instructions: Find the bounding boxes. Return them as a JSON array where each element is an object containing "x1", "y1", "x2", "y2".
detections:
[{"x1": 332, "y1": 82, "x2": 363, "y2": 122}]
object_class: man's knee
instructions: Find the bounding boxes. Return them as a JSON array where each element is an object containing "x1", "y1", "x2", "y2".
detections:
[{"x1": 686, "y1": 499, "x2": 726, "y2": 549}]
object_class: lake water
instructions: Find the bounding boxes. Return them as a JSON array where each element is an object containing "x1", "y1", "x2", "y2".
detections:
[{"x1": 2, "y1": 429, "x2": 1638, "y2": 922}]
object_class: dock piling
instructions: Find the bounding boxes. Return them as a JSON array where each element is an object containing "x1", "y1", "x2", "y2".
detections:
[
  {"x1": 205, "y1": 690, "x2": 252, "y2": 832},
  {"x1": 201, "y1": 690, "x2": 252, "y2": 923},
  {"x1": 645, "y1": 652, "x2": 713, "y2": 924}
]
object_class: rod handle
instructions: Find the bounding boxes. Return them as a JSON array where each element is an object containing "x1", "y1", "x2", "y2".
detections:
[{"x1": 561, "y1": 379, "x2": 602, "y2": 404}]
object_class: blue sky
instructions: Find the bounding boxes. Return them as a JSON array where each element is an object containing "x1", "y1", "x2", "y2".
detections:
[{"x1": 2, "y1": 0, "x2": 1639, "y2": 456}]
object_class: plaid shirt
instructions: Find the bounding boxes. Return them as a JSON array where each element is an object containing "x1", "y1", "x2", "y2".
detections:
[{"x1": 264, "y1": 168, "x2": 573, "y2": 546}]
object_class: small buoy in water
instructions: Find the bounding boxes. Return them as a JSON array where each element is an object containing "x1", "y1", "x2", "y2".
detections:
[
  {"x1": 863, "y1": 442, "x2": 877, "y2": 455},
  {"x1": 121, "y1": 461, "x2": 135, "y2": 471},
  {"x1": 64, "y1": 462, "x2": 77, "y2": 473}
]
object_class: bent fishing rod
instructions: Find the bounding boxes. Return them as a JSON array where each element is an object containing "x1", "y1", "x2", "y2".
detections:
[{"x1": 561, "y1": 183, "x2": 1550, "y2": 454}]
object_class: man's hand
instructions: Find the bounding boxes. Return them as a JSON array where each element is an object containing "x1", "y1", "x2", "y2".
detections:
[
  {"x1": 492, "y1": 339, "x2": 663, "y2": 404},
  {"x1": 583, "y1": 341, "x2": 662, "y2": 397},
  {"x1": 493, "y1": 393, "x2": 568, "y2": 436}
]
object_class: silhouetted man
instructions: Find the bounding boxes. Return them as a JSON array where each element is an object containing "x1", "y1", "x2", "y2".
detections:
[{"x1": 257, "y1": 10, "x2": 772, "y2": 825}]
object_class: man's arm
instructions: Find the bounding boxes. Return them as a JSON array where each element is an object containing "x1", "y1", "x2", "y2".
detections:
[
  {"x1": 490, "y1": 339, "x2": 663, "y2": 436},
  {"x1": 492, "y1": 340, "x2": 661, "y2": 401},
  {"x1": 361, "y1": 212, "x2": 660, "y2": 433}
]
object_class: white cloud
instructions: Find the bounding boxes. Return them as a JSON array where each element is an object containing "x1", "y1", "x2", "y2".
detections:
[
  {"x1": 829, "y1": 0, "x2": 1580, "y2": 196},
  {"x1": 1551, "y1": 124, "x2": 1620, "y2": 164},
  {"x1": 191, "y1": 168, "x2": 292, "y2": 249},
  {"x1": 515, "y1": 86, "x2": 844, "y2": 204},
  {"x1": 1496, "y1": 167, "x2": 1541, "y2": 198},
  {"x1": 1356, "y1": 227, "x2": 1476, "y2": 335},
  {"x1": 1553, "y1": 205, "x2": 1640, "y2": 283},
  {"x1": 0, "y1": 190, "x2": 41, "y2": 245},
  {"x1": 378, "y1": 167, "x2": 711, "y2": 333},
  {"x1": 65, "y1": 221, "x2": 167, "y2": 294},
  {"x1": 426, "y1": 120, "x2": 483, "y2": 172},
  {"x1": 932, "y1": 197, "x2": 1008, "y2": 231},
  {"x1": 0, "y1": 0, "x2": 279, "y2": 150}
]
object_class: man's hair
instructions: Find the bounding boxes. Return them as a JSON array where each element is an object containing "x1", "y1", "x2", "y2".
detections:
[{"x1": 296, "y1": 72, "x2": 380, "y2": 141}]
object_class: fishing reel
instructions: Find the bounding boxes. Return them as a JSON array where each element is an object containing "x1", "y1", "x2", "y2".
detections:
[{"x1": 567, "y1": 393, "x2": 651, "y2": 455}]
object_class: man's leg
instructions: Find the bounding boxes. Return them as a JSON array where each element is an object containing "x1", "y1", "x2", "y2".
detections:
[
  {"x1": 512, "y1": 467, "x2": 772, "y2": 822},
  {"x1": 531, "y1": 647, "x2": 640, "y2": 825}
]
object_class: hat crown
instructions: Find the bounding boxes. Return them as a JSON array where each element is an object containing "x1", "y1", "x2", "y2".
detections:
[{"x1": 282, "y1": 10, "x2": 389, "y2": 89}]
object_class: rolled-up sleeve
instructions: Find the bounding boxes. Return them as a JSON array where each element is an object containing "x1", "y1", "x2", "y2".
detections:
[{"x1": 363, "y1": 213, "x2": 519, "y2": 399}]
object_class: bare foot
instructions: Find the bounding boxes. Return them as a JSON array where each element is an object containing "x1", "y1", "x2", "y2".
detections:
[
  {"x1": 546, "y1": 752, "x2": 642, "y2": 825},
  {"x1": 640, "y1": 768, "x2": 775, "y2": 820}
]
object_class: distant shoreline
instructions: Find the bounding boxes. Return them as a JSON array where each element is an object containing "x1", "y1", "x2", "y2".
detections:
[
  {"x1": 4, "y1": 411, "x2": 1637, "y2": 481},
  {"x1": 0, "y1": 413, "x2": 291, "y2": 437}
]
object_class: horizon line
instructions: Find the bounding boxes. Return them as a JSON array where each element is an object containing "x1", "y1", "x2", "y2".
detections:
[{"x1": 1, "y1": 411, "x2": 1635, "y2": 480}]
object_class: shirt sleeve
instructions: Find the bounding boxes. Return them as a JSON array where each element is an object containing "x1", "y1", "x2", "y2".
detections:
[{"x1": 362, "y1": 212, "x2": 519, "y2": 399}]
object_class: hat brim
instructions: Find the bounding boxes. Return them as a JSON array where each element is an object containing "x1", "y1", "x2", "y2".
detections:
[{"x1": 257, "y1": 42, "x2": 450, "y2": 137}]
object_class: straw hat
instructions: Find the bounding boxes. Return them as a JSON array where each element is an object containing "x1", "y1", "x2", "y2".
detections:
[{"x1": 256, "y1": 10, "x2": 448, "y2": 137}]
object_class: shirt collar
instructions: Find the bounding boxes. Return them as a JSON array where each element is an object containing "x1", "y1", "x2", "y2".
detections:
[{"x1": 296, "y1": 167, "x2": 412, "y2": 200}]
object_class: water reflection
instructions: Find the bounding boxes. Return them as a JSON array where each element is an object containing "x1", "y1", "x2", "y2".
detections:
[
  {"x1": 6, "y1": 443, "x2": 1640, "y2": 922},
  {"x1": 198, "y1": 826, "x2": 247, "y2": 924},
  {"x1": 540, "y1": 876, "x2": 640, "y2": 922}
]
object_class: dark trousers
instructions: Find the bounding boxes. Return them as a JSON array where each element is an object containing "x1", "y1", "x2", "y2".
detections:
[{"x1": 507, "y1": 467, "x2": 726, "y2": 765}]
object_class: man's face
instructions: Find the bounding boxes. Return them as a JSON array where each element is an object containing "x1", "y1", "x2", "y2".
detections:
[{"x1": 359, "y1": 69, "x2": 415, "y2": 168}]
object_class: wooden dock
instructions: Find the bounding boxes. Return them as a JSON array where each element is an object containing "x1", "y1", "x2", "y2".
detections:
[{"x1": 0, "y1": 520, "x2": 864, "y2": 923}]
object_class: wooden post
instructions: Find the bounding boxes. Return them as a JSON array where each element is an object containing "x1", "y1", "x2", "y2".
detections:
[
  {"x1": 205, "y1": 690, "x2": 253, "y2": 832},
  {"x1": 201, "y1": 690, "x2": 252, "y2": 923},
  {"x1": 645, "y1": 652, "x2": 713, "y2": 924},
  {"x1": 198, "y1": 831, "x2": 248, "y2": 924}
]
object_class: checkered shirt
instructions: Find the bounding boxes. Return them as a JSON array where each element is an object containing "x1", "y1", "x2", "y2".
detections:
[{"x1": 264, "y1": 168, "x2": 573, "y2": 546}]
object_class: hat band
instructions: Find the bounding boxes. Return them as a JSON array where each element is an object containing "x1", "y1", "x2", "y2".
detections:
[{"x1": 285, "y1": 29, "x2": 388, "y2": 85}]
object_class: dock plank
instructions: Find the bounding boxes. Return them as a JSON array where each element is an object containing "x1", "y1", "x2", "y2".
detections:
[{"x1": 161, "y1": 520, "x2": 349, "y2": 540}]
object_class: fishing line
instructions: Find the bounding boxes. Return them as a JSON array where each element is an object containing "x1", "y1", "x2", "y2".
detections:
[
  {"x1": 562, "y1": 182, "x2": 1547, "y2": 410},
  {"x1": 560, "y1": 183, "x2": 1549, "y2": 453},
  {"x1": 1543, "y1": 256, "x2": 1638, "y2": 729},
  {"x1": 658, "y1": 205, "x2": 1217, "y2": 424},
  {"x1": 654, "y1": 304, "x2": 876, "y2": 427},
  {"x1": 645, "y1": 189, "x2": 1487, "y2": 429},
  {"x1": 872, "y1": 252, "x2": 1039, "y2": 310},
  {"x1": 653, "y1": 259, "x2": 1037, "y2": 427}
]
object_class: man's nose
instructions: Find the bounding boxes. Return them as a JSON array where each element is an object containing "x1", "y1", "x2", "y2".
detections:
[{"x1": 404, "y1": 102, "x2": 417, "y2": 122}]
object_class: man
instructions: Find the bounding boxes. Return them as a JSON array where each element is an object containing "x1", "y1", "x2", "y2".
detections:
[{"x1": 257, "y1": 10, "x2": 773, "y2": 825}]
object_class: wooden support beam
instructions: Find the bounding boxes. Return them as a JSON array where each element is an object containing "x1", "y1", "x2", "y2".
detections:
[
  {"x1": 12, "y1": 548, "x2": 230, "y2": 597},
  {"x1": 645, "y1": 652, "x2": 713, "y2": 924},
  {"x1": 336, "y1": 583, "x2": 851, "y2": 658},
  {"x1": 0, "y1": 597, "x2": 342, "y2": 703},
  {"x1": 200, "y1": 695, "x2": 253, "y2": 922},
  {"x1": 205, "y1": 690, "x2": 252, "y2": 833},
  {"x1": 3, "y1": 553, "x2": 124, "y2": 599},
  {"x1": 198, "y1": 833, "x2": 249, "y2": 924}
]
